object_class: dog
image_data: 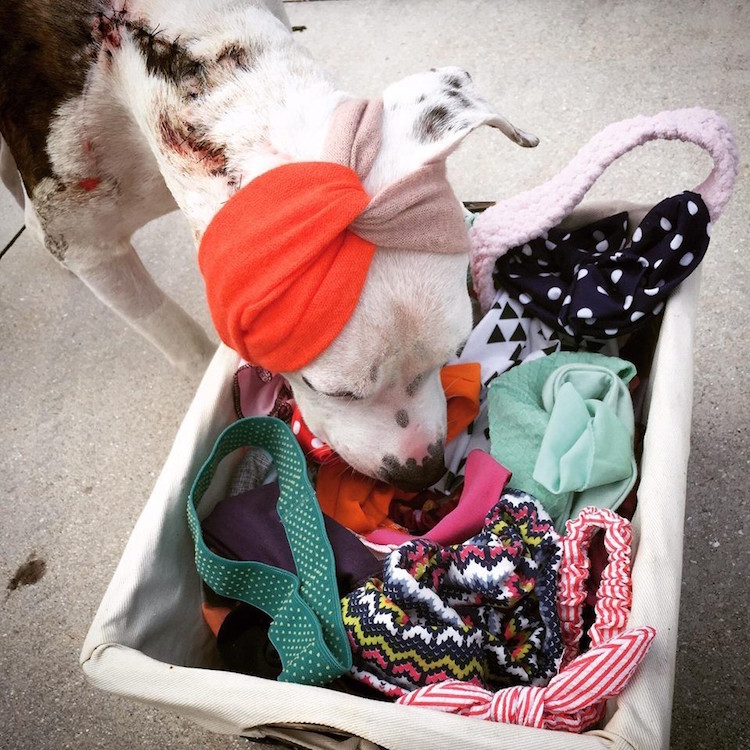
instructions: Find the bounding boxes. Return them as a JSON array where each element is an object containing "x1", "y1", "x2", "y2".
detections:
[{"x1": 0, "y1": 0, "x2": 537, "y2": 490}]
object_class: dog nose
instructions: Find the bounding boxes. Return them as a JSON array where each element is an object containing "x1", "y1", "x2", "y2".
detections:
[{"x1": 379, "y1": 442, "x2": 447, "y2": 492}]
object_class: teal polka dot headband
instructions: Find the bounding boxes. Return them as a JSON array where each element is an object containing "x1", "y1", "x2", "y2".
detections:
[{"x1": 187, "y1": 416, "x2": 352, "y2": 685}]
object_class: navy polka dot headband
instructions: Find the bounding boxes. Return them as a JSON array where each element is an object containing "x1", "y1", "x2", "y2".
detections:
[{"x1": 493, "y1": 191, "x2": 711, "y2": 339}]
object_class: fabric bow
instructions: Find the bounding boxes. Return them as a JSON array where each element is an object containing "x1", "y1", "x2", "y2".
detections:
[
  {"x1": 493, "y1": 191, "x2": 711, "y2": 340},
  {"x1": 396, "y1": 507, "x2": 656, "y2": 732}
]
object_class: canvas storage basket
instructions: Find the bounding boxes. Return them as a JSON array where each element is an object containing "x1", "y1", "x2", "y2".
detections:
[{"x1": 80, "y1": 108, "x2": 738, "y2": 750}]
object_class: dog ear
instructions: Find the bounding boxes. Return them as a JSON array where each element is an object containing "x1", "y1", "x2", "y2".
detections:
[{"x1": 380, "y1": 66, "x2": 538, "y2": 172}]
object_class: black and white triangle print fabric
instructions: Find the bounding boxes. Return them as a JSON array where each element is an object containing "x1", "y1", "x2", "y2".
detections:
[
  {"x1": 456, "y1": 293, "x2": 562, "y2": 388},
  {"x1": 493, "y1": 191, "x2": 711, "y2": 339}
]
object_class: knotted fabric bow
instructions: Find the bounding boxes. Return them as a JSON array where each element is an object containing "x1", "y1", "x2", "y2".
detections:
[
  {"x1": 493, "y1": 191, "x2": 711, "y2": 340},
  {"x1": 199, "y1": 98, "x2": 471, "y2": 372}
]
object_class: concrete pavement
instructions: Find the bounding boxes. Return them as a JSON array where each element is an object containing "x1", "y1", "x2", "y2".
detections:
[{"x1": 1, "y1": 2, "x2": 748, "y2": 748}]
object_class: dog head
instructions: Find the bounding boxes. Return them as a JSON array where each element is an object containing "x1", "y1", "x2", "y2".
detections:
[{"x1": 283, "y1": 67, "x2": 536, "y2": 490}]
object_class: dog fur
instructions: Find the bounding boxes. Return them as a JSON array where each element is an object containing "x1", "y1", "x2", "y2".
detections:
[{"x1": 0, "y1": 0, "x2": 536, "y2": 489}]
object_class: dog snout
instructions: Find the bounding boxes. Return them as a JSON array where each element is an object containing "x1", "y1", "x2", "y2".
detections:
[{"x1": 378, "y1": 441, "x2": 447, "y2": 492}]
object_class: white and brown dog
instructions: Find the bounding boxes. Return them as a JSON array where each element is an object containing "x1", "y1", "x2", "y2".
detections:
[{"x1": 0, "y1": 0, "x2": 536, "y2": 489}]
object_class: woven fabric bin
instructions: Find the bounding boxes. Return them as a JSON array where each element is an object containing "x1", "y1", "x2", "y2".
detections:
[{"x1": 80, "y1": 109, "x2": 738, "y2": 750}]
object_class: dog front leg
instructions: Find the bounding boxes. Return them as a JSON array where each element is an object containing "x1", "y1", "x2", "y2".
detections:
[
  {"x1": 0, "y1": 135, "x2": 25, "y2": 209},
  {"x1": 59, "y1": 240, "x2": 216, "y2": 376}
]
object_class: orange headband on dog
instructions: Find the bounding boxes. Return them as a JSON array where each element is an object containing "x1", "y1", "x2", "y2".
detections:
[{"x1": 199, "y1": 99, "x2": 470, "y2": 373}]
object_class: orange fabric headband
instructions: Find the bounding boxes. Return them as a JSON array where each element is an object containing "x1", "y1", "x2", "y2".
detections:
[{"x1": 199, "y1": 99, "x2": 470, "y2": 372}]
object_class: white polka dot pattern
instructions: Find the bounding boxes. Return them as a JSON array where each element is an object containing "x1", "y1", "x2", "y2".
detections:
[{"x1": 493, "y1": 191, "x2": 711, "y2": 340}]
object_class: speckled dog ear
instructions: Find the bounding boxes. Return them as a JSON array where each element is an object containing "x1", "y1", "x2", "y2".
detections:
[{"x1": 381, "y1": 65, "x2": 538, "y2": 164}]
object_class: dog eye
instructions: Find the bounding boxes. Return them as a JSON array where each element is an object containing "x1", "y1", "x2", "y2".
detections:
[
  {"x1": 326, "y1": 390, "x2": 363, "y2": 401},
  {"x1": 302, "y1": 376, "x2": 362, "y2": 401}
]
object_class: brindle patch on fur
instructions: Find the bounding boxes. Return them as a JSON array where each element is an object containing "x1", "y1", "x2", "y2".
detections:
[
  {"x1": 214, "y1": 39, "x2": 267, "y2": 79},
  {"x1": 45, "y1": 234, "x2": 70, "y2": 261},
  {"x1": 92, "y1": 8, "x2": 127, "y2": 50},
  {"x1": 0, "y1": 0, "x2": 96, "y2": 193},
  {"x1": 121, "y1": 21, "x2": 258, "y2": 175},
  {"x1": 127, "y1": 20, "x2": 207, "y2": 91},
  {"x1": 414, "y1": 105, "x2": 454, "y2": 143},
  {"x1": 32, "y1": 177, "x2": 71, "y2": 259},
  {"x1": 217, "y1": 43, "x2": 252, "y2": 69}
]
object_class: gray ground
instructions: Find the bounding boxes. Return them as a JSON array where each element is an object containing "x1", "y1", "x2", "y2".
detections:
[{"x1": 1, "y1": 1, "x2": 748, "y2": 749}]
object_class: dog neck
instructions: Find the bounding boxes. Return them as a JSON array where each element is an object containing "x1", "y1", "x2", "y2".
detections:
[
  {"x1": 94, "y1": 2, "x2": 347, "y2": 241},
  {"x1": 81, "y1": 2, "x2": 495, "y2": 249}
]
